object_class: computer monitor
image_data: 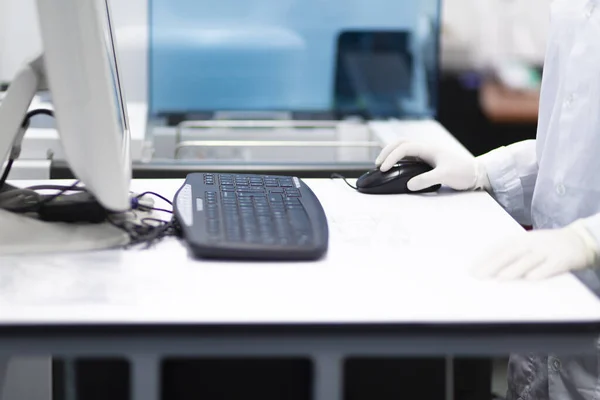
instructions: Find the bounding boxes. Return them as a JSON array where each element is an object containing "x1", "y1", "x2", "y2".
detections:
[
  {"x1": 36, "y1": 0, "x2": 131, "y2": 211},
  {"x1": 0, "y1": 0, "x2": 131, "y2": 211}
]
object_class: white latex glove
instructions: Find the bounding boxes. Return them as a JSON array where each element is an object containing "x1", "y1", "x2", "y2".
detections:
[
  {"x1": 471, "y1": 221, "x2": 600, "y2": 280},
  {"x1": 375, "y1": 139, "x2": 492, "y2": 192}
]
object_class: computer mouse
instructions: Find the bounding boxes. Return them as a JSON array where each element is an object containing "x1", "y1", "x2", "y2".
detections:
[{"x1": 356, "y1": 158, "x2": 441, "y2": 195}]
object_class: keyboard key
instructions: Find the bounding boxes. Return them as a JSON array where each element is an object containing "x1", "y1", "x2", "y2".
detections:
[
  {"x1": 297, "y1": 234, "x2": 311, "y2": 246},
  {"x1": 285, "y1": 202, "x2": 303, "y2": 209},
  {"x1": 269, "y1": 194, "x2": 283, "y2": 203},
  {"x1": 237, "y1": 188, "x2": 265, "y2": 194},
  {"x1": 207, "y1": 211, "x2": 219, "y2": 220},
  {"x1": 287, "y1": 210, "x2": 311, "y2": 233},
  {"x1": 285, "y1": 189, "x2": 301, "y2": 197}
]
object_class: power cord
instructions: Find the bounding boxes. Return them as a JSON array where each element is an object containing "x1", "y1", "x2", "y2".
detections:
[
  {"x1": 135, "y1": 191, "x2": 173, "y2": 206},
  {"x1": 0, "y1": 159, "x2": 14, "y2": 189},
  {"x1": 21, "y1": 108, "x2": 54, "y2": 122},
  {"x1": 37, "y1": 180, "x2": 82, "y2": 206},
  {"x1": 0, "y1": 108, "x2": 55, "y2": 190}
]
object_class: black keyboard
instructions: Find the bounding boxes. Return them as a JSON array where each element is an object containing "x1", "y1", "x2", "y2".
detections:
[{"x1": 173, "y1": 173, "x2": 329, "y2": 260}]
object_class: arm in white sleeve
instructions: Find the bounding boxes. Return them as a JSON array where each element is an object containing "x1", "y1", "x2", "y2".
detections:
[
  {"x1": 476, "y1": 139, "x2": 538, "y2": 226},
  {"x1": 578, "y1": 214, "x2": 600, "y2": 262}
]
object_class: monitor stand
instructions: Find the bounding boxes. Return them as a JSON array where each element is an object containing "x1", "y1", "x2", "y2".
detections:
[
  {"x1": 0, "y1": 54, "x2": 47, "y2": 166},
  {"x1": 0, "y1": 54, "x2": 131, "y2": 256}
]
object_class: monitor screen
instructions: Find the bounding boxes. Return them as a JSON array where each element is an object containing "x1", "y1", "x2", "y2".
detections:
[{"x1": 98, "y1": 0, "x2": 129, "y2": 137}]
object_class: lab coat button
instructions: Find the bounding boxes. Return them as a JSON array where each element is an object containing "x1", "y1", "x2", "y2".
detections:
[
  {"x1": 552, "y1": 358, "x2": 561, "y2": 371},
  {"x1": 564, "y1": 94, "x2": 574, "y2": 108},
  {"x1": 586, "y1": 4, "x2": 595, "y2": 18},
  {"x1": 556, "y1": 184, "x2": 566, "y2": 195}
]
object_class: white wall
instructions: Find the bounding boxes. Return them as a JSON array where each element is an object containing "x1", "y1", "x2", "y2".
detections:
[
  {"x1": 0, "y1": 0, "x2": 148, "y2": 102},
  {"x1": 0, "y1": 0, "x2": 42, "y2": 82}
]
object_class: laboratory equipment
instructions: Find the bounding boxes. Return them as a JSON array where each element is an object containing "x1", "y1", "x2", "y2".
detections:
[{"x1": 143, "y1": 0, "x2": 441, "y2": 171}]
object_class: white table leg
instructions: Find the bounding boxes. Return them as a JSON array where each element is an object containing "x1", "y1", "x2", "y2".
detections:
[
  {"x1": 313, "y1": 354, "x2": 342, "y2": 400},
  {"x1": 131, "y1": 355, "x2": 159, "y2": 400},
  {"x1": 0, "y1": 357, "x2": 8, "y2": 400}
]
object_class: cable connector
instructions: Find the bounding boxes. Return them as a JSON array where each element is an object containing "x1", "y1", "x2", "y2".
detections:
[{"x1": 131, "y1": 193, "x2": 155, "y2": 210}]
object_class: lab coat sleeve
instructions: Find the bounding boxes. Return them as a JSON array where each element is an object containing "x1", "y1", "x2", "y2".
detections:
[
  {"x1": 580, "y1": 214, "x2": 600, "y2": 253},
  {"x1": 476, "y1": 139, "x2": 538, "y2": 226}
]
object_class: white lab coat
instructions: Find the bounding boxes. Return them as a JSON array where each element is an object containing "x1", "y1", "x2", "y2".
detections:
[{"x1": 478, "y1": 0, "x2": 600, "y2": 399}]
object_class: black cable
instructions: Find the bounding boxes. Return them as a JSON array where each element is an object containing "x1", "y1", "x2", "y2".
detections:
[
  {"x1": 0, "y1": 109, "x2": 56, "y2": 190},
  {"x1": 141, "y1": 206, "x2": 173, "y2": 214},
  {"x1": 38, "y1": 180, "x2": 81, "y2": 205},
  {"x1": 330, "y1": 173, "x2": 358, "y2": 190},
  {"x1": 21, "y1": 109, "x2": 54, "y2": 128},
  {"x1": 0, "y1": 160, "x2": 177, "y2": 247},
  {"x1": 135, "y1": 191, "x2": 173, "y2": 206},
  {"x1": 26, "y1": 184, "x2": 86, "y2": 192},
  {"x1": 0, "y1": 159, "x2": 14, "y2": 190},
  {"x1": 106, "y1": 190, "x2": 177, "y2": 249},
  {"x1": 108, "y1": 214, "x2": 176, "y2": 249},
  {"x1": 139, "y1": 221, "x2": 175, "y2": 249}
]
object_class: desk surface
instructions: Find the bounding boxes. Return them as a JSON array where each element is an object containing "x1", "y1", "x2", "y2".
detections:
[{"x1": 0, "y1": 178, "x2": 599, "y2": 329}]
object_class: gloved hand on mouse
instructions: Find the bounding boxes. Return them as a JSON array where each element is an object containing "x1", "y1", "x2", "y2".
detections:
[
  {"x1": 375, "y1": 139, "x2": 600, "y2": 280},
  {"x1": 375, "y1": 139, "x2": 492, "y2": 192}
]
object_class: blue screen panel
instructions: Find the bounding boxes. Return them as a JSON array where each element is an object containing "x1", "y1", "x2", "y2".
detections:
[{"x1": 149, "y1": 0, "x2": 441, "y2": 119}]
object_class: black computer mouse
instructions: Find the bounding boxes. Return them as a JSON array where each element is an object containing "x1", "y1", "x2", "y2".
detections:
[{"x1": 356, "y1": 158, "x2": 441, "y2": 195}]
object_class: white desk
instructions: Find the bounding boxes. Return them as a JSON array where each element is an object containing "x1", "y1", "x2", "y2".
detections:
[{"x1": 1, "y1": 178, "x2": 600, "y2": 400}]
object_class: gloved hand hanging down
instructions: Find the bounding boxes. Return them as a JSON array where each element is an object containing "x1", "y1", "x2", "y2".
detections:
[
  {"x1": 375, "y1": 139, "x2": 492, "y2": 192},
  {"x1": 471, "y1": 221, "x2": 600, "y2": 280}
]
